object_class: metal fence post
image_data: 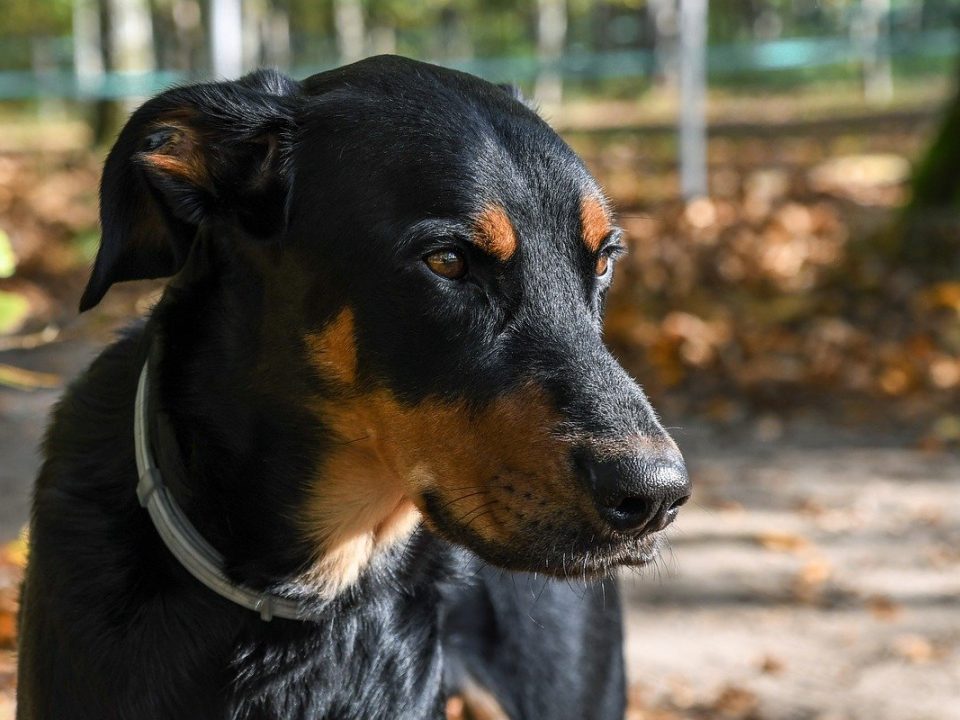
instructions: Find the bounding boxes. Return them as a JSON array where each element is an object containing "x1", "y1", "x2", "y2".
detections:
[
  {"x1": 210, "y1": 0, "x2": 243, "y2": 79},
  {"x1": 679, "y1": 0, "x2": 708, "y2": 200}
]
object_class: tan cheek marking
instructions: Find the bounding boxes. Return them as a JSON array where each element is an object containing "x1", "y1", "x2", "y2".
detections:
[
  {"x1": 304, "y1": 308, "x2": 358, "y2": 386},
  {"x1": 474, "y1": 204, "x2": 518, "y2": 262},
  {"x1": 366, "y1": 384, "x2": 579, "y2": 543},
  {"x1": 581, "y1": 195, "x2": 612, "y2": 253},
  {"x1": 300, "y1": 382, "x2": 586, "y2": 595}
]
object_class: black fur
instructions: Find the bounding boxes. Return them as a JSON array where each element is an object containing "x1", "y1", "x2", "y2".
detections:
[{"x1": 18, "y1": 56, "x2": 688, "y2": 719}]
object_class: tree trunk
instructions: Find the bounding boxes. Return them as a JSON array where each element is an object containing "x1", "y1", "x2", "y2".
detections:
[
  {"x1": 74, "y1": 0, "x2": 107, "y2": 141},
  {"x1": 910, "y1": 82, "x2": 960, "y2": 211},
  {"x1": 92, "y1": 0, "x2": 118, "y2": 144},
  {"x1": 894, "y1": 75, "x2": 960, "y2": 269},
  {"x1": 892, "y1": 48, "x2": 960, "y2": 271},
  {"x1": 535, "y1": 0, "x2": 567, "y2": 108},
  {"x1": 678, "y1": 0, "x2": 708, "y2": 200},
  {"x1": 210, "y1": 0, "x2": 244, "y2": 78},
  {"x1": 334, "y1": 0, "x2": 365, "y2": 65},
  {"x1": 857, "y1": 0, "x2": 893, "y2": 104}
]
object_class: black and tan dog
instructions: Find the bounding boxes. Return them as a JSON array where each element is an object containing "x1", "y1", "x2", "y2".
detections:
[{"x1": 17, "y1": 56, "x2": 689, "y2": 719}]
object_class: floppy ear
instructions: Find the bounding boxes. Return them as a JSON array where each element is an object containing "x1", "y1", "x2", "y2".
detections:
[{"x1": 79, "y1": 69, "x2": 299, "y2": 311}]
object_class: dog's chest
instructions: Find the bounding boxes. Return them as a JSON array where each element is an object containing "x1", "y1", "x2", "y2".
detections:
[{"x1": 223, "y1": 606, "x2": 445, "y2": 720}]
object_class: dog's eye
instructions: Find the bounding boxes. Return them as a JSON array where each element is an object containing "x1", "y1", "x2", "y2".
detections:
[
  {"x1": 595, "y1": 252, "x2": 611, "y2": 277},
  {"x1": 425, "y1": 249, "x2": 467, "y2": 280}
]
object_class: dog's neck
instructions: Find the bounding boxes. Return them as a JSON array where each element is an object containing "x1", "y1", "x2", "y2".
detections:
[{"x1": 144, "y1": 245, "x2": 426, "y2": 610}]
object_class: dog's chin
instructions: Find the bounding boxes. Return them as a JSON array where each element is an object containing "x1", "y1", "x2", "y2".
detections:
[
  {"x1": 422, "y1": 496, "x2": 663, "y2": 578},
  {"x1": 465, "y1": 531, "x2": 662, "y2": 580}
]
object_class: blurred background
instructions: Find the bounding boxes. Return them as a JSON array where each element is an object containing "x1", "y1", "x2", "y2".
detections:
[{"x1": 0, "y1": 1, "x2": 959, "y2": 718}]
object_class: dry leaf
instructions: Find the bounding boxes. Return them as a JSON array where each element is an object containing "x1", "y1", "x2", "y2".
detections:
[
  {"x1": 755, "y1": 532, "x2": 810, "y2": 553},
  {"x1": 0, "y1": 609, "x2": 15, "y2": 651},
  {"x1": 711, "y1": 684, "x2": 759, "y2": 718},
  {"x1": 758, "y1": 655, "x2": 785, "y2": 675},
  {"x1": 891, "y1": 634, "x2": 935, "y2": 664},
  {"x1": 866, "y1": 595, "x2": 902, "y2": 621}
]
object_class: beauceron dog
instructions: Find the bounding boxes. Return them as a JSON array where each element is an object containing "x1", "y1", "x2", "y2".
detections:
[{"x1": 17, "y1": 56, "x2": 690, "y2": 720}]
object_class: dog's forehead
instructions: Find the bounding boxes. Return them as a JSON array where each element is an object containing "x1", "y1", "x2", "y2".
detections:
[{"x1": 295, "y1": 59, "x2": 606, "y2": 259}]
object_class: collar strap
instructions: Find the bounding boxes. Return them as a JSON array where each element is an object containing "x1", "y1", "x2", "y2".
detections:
[{"x1": 134, "y1": 358, "x2": 313, "y2": 622}]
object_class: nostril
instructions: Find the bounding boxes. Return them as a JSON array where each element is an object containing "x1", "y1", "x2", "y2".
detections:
[
  {"x1": 667, "y1": 493, "x2": 691, "y2": 513},
  {"x1": 598, "y1": 495, "x2": 656, "y2": 534},
  {"x1": 614, "y1": 496, "x2": 649, "y2": 519}
]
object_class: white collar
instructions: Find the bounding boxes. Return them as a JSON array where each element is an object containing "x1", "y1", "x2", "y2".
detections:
[{"x1": 134, "y1": 357, "x2": 314, "y2": 622}]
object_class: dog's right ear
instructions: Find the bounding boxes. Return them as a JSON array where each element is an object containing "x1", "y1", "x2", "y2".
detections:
[{"x1": 79, "y1": 70, "x2": 299, "y2": 311}]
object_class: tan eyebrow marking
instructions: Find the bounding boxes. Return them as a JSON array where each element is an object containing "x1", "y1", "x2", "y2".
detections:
[
  {"x1": 473, "y1": 204, "x2": 518, "y2": 262},
  {"x1": 581, "y1": 195, "x2": 612, "y2": 253}
]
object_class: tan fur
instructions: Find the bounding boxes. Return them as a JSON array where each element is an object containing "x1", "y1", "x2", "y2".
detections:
[
  {"x1": 473, "y1": 205, "x2": 518, "y2": 261},
  {"x1": 446, "y1": 681, "x2": 511, "y2": 720},
  {"x1": 300, "y1": 295, "x2": 660, "y2": 595},
  {"x1": 140, "y1": 120, "x2": 210, "y2": 189},
  {"x1": 301, "y1": 379, "x2": 592, "y2": 587},
  {"x1": 299, "y1": 304, "x2": 595, "y2": 595},
  {"x1": 304, "y1": 309, "x2": 359, "y2": 385},
  {"x1": 446, "y1": 695, "x2": 467, "y2": 720},
  {"x1": 580, "y1": 195, "x2": 611, "y2": 253}
]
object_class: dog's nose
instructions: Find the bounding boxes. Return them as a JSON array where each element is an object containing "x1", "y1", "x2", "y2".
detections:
[{"x1": 574, "y1": 448, "x2": 691, "y2": 534}]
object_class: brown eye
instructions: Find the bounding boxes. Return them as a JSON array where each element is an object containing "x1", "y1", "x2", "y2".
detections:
[
  {"x1": 425, "y1": 249, "x2": 467, "y2": 279},
  {"x1": 595, "y1": 252, "x2": 610, "y2": 277}
]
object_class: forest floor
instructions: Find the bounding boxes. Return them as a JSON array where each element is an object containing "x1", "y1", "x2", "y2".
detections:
[{"x1": 1, "y1": 96, "x2": 959, "y2": 717}]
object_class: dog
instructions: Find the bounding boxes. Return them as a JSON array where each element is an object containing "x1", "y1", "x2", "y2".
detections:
[{"x1": 16, "y1": 56, "x2": 690, "y2": 719}]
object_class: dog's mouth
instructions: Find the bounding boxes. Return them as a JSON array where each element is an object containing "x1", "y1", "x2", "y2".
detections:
[{"x1": 420, "y1": 489, "x2": 663, "y2": 578}]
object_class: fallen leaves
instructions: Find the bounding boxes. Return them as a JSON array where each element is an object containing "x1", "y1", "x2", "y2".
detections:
[
  {"x1": 0, "y1": 535, "x2": 22, "y2": 718},
  {"x1": 711, "y1": 685, "x2": 760, "y2": 719},
  {"x1": 603, "y1": 183, "x2": 960, "y2": 431},
  {"x1": 890, "y1": 634, "x2": 940, "y2": 664},
  {"x1": 626, "y1": 682, "x2": 763, "y2": 720},
  {"x1": 865, "y1": 594, "x2": 902, "y2": 622},
  {"x1": 0, "y1": 292, "x2": 29, "y2": 336},
  {"x1": 0, "y1": 231, "x2": 15, "y2": 279},
  {"x1": 0, "y1": 530, "x2": 26, "y2": 652},
  {"x1": 0, "y1": 364, "x2": 60, "y2": 391},
  {"x1": 807, "y1": 153, "x2": 910, "y2": 205},
  {"x1": 754, "y1": 532, "x2": 810, "y2": 554},
  {"x1": 790, "y1": 558, "x2": 833, "y2": 604},
  {"x1": 757, "y1": 655, "x2": 785, "y2": 676}
]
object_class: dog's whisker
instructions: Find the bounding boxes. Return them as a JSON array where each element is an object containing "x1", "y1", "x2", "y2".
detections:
[
  {"x1": 456, "y1": 500, "x2": 499, "y2": 526},
  {"x1": 436, "y1": 490, "x2": 488, "y2": 512}
]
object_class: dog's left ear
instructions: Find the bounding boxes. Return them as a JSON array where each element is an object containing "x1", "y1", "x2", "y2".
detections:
[{"x1": 79, "y1": 70, "x2": 299, "y2": 311}]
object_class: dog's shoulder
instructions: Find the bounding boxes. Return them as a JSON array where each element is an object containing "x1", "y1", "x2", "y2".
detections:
[{"x1": 37, "y1": 322, "x2": 147, "y2": 495}]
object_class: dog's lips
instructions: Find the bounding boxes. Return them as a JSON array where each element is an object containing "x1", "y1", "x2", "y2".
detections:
[
  {"x1": 421, "y1": 489, "x2": 664, "y2": 577},
  {"x1": 571, "y1": 531, "x2": 664, "y2": 571}
]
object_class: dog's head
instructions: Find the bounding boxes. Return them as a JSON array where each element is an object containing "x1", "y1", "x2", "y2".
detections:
[{"x1": 83, "y1": 57, "x2": 689, "y2": 593}]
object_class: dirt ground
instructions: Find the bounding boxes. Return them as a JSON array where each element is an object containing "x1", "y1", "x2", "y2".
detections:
[
  {"x1": 0, "y1": 310, "x2": 957, "y2": 720},
  {"x1": 622, "y1": 425, "x2": 959, "y2": 720}
]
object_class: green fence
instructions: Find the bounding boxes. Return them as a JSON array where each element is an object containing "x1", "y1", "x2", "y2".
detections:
[{"x1": 0, "y1": 29, "x2": 957, "y2": 100}]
